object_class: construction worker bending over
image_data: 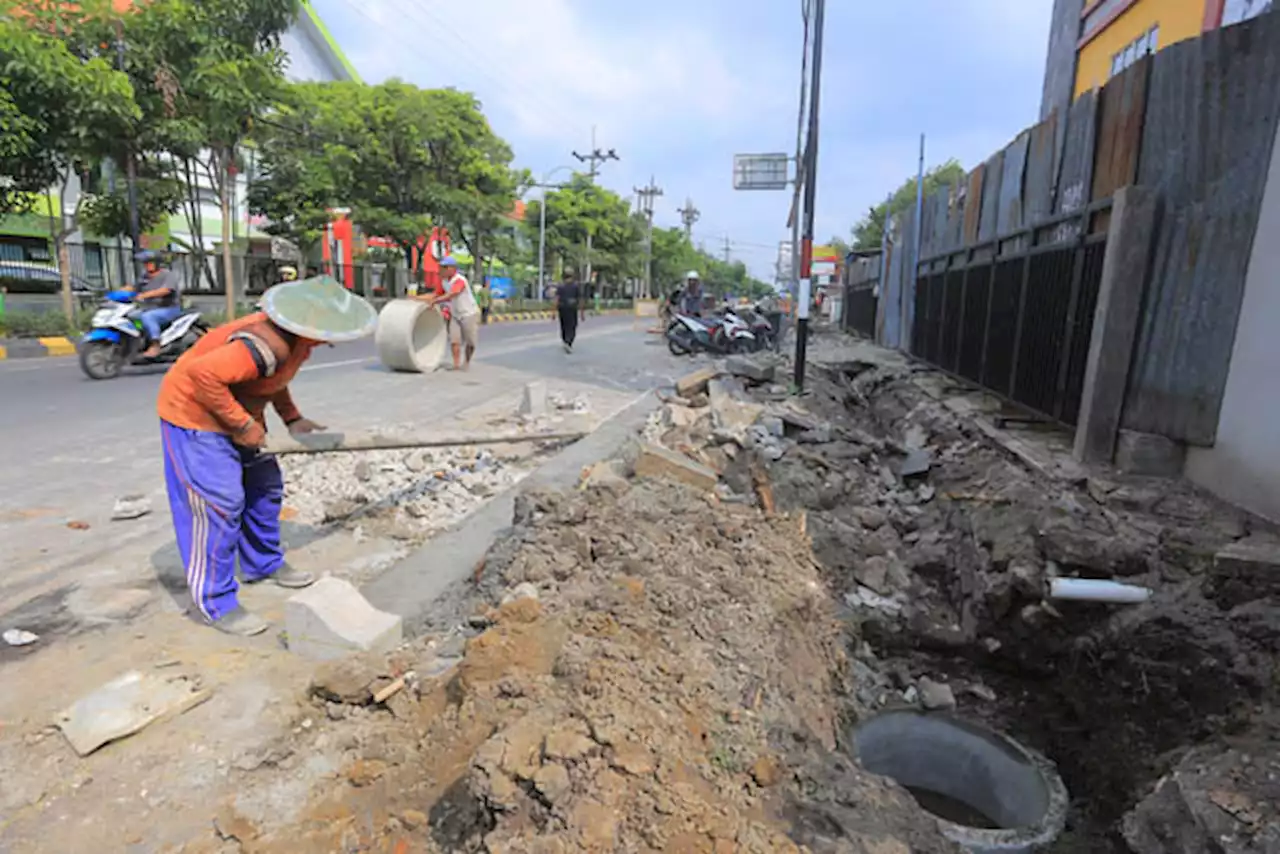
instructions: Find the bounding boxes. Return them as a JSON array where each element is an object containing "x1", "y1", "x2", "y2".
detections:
[{"x1": 155, "y1": 275, "x2": 377, "y2": 636}]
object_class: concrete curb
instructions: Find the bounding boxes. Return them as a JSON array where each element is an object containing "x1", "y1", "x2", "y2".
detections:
[
  {"x1": 361, "y1": 390, "x2": 661, "y2": 634},
  {"x1": 489, "y1": 309, "x2": 632, "y2": 324},
  {"x1": 0, "y1": 336, "x2": 78, "y2": 361}
]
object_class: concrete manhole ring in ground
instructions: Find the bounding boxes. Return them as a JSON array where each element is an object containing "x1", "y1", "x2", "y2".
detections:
[{"x1": 852, "y1": 710, "x2": 1069, "y2": 854}]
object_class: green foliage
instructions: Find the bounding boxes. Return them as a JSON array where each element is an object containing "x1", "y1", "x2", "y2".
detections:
[
  {"x1": 851, "y1": 159, "x2": 966, "y2": 251},
  {"x1": 523, "y1": 175, "x2": 645, "y2": 283},
  {"x1": 0, "y1": 15, "x2": 139, "y2": 215},
  {"x1": 81, "y1": 170, "x2": 185, "y2": 239},
  {"x1": 249, "y1": 80, "x2": 522, "y2": 271},
  {"x1": 648, "y1": 227, "x2": 775, "y2": 302},
  {"x1": 0, "y1": 307, "x2": 98, "y2": 338}
]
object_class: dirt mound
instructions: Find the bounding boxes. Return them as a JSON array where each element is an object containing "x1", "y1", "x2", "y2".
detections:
[{"x1": 213, "y1": 476, "x2": 957, "y2": 853}]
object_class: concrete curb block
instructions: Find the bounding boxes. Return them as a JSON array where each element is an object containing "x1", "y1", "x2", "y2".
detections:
[
  {"x1": 361, "y1": 390, "x2": 661, "y2": 634},
  {"x1": 489, "y1": 309, "x2": 631, "y2": 324},
  {"x1": 0, "y1": 336, "x2": 78, "y2": 361}
]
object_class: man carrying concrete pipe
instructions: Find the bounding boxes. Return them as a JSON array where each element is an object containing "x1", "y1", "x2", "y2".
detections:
[
  {"x1": 155, "y1": 275, "x2": 378, "y2": 636},
  {"x1": 417, "y1": 256, "x2": 481, "y2": 371}
]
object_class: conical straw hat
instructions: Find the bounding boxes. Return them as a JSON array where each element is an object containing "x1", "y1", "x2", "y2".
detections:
[{"x1": 261, "y1": 275, "x2": 378, "y2": 343}]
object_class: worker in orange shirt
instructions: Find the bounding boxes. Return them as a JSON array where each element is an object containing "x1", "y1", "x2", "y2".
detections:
[{"x1": 156, "y1": 276, "x2": 377, "y2": 636}]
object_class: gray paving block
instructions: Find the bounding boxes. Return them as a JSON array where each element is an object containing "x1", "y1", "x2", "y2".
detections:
[{"x1": 284, "y1": 576, "x2": 403, "y2": 661}]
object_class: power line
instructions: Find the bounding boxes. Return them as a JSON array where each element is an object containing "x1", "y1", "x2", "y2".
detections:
[{"x1": 571, "y1": 127, "x2": 619, "y2": 286}]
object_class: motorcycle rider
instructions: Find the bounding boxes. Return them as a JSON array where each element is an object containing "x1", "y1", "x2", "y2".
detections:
[
  {"x1": 681, "y1": 271, "x2": 704, "y2": 317},
  {"x1": 132, "y1": 251, "x2": 183, "y2": 359},
  {"x1": 277, "y1": 265, "x2": 298, "y2": 283}
]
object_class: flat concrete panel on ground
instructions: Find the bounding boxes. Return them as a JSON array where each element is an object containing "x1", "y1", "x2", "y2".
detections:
[{"x1": 1124, "y1": 14, "x2": 1280, "y2": 445}]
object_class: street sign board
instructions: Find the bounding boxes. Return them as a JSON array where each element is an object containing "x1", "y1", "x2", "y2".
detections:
[{"x1": 733, "y1": 153, "x2": 790, "y2": 190}]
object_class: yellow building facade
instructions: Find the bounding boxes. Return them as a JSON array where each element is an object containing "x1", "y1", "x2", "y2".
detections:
[{"x1": 1074, "y1": 0, "x2": 1216, "y2": 97}]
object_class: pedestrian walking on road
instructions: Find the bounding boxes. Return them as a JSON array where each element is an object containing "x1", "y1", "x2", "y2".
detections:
[
  {"x1": 476, "y1": 279, "x2": 493, "y2": 325},
  {"x1": 155, "y1": 275, "x2": 378, "y2": 636},
  {"x1": 419, "y1": 256, "x2": 481, "y2": 370},
  {"x1": 555, "y1": 270, "x2": 584, "y2": 353}
]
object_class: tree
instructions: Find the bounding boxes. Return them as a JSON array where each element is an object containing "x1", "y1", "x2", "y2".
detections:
[
  {"x1": 249, "y1": 81, "x2": 522, "y2": 286},
  {"x1": 523, "y1": 176, "x2": 644, "y2": 293},
  {"x1": 851, "y1": 159, "x2": 966, "y2": 251},
  {"x1": 648, "y1": 227, "x2": 775, "y2": 303},
  {"x1": 75, "y1": 0, "x2": 298, "y2": 304},
  {"x1": 0, "y1": 13, "x2": 138, "y2": 319}
]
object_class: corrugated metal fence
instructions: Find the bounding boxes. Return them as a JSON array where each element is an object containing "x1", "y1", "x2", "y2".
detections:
[{"x1": 858, "y1": 11, "x2": 1280, "y2": 447}]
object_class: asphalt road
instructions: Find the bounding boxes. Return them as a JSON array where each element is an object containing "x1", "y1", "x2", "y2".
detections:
[{"x1": 0, "y1": 314, "x2": 685, "y2": 624}]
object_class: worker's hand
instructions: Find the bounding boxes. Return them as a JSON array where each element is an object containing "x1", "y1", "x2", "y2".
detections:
[
  {"x1": 288, "y1": 417, "x2": 327, "y2": 436},
  {"x1": 233, "y1": 420, "x2": 267, "y2": 449}
]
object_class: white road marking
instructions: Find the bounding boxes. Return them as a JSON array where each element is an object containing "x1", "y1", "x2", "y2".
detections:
[{"x1": 300, "y1": 357, "x2": 372, "y2": 372}]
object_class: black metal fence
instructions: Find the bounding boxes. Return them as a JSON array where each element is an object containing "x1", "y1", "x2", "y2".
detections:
[
  {"x1": 911, "y1": 203, "x2": 1110, "y2": 426},
  {"x1": 845, "y1": 284, "x2": 878, "y2": 338}
]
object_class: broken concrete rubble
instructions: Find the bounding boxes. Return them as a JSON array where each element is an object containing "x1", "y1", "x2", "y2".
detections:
[
  {"x1": 633, "y1": 441, "x2": 718, "y2": 491},
  {"x1": 725, "y1": 354, "x2": 776, "y2": 384},
  {"x1": 57, "y1": 670, "x2": 211, "y2": 756},
  {"x1": 284, "y1": 577, "x2": 403, "y2": 661}
]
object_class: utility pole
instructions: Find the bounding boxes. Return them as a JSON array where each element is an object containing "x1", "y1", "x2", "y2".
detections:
[
  {"x1": 571, "y1": 126, "x2": 619, "y2": 291},
  {"x1": 115, "y1": 19, "x2": 141, "y2": 282},
  {"x1": 634, "y1": 176, "x2": 662, "y2": 299},
  {"x1": 795, "y1": 0, "x2": 826, "y2": 391},
  {"x1": 722, "y1": 235, "x2": 732, "y2": 264},
  {"x1": 677, "y1": 198, "x2": 700, "y2": 239}
]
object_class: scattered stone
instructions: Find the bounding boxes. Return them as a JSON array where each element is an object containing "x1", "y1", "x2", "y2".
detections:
[
  {"x1": 353, "y1": 460, "x2": 373, "y2": 483},
  {"x1": 519, "y1": 381, "x2": 548, "y2": 418},
  {"x1": 750, "y1": 755, "x2": 783, "y2": 788},
  {"x1": 675, "y1": 367, "x2": 719, "y2": 398},
  {"x1": 725, "y1": 355, "x2": 776, "y2": 384},
  {"x1": 917, "y1": 677, "x2": 956, "y2": 711},
  {"x1": 3, "y1": 629, "x2": 38, "y2": 647},
  {"x1": 284, "y1": 577, "x2": 404, "y2": 661},
  {"x1": 798, "y1": 424, "x2": 834, "y2": 444},
  {"x1": 709, "y1": 378, "x2": 765, "y2": 439},
  {"x1": 854, "y1": 557, "x2": 893, "y2": 596},
  {"x1": 533, "y1": 764, "x2": 572, "y2": 803},
  {"x1": 965, "y1": 683, "x2": 997, "y2": 703},
  {"x1": 634, "y1": 443, "x2": 718, "y2": 492},
  {"x1": 310, "y1": 653, "x2": 387, "y2": 704},
  {"x1": 1210, "y1": 537, "x2": 1280, "y2": 607},
  {"x1": 56, "y1": 670, "x2": 211, "y2": 756},
  {"x1": 400, "y1": 809, "x2": 428, "y2": 830},
  {"x1": 899, "y1": 448, "x2": 933, "y2": 479},
  {"x1": 501, "y1": 583, "x2": 540, "y2": 606},
  {"x1": 581, "y1": 460, "x2": 628, "y2": 491},
  {"x1": 110, "y1": 495, "x2": 152, "y2": 521},
  {"x1": 665, "y1": 404, "x2": 703, "y2": 429},
  {"x1": 853, "y1": 507, "x2": 889, "y2": 530},
  {"x1": 760, "y1": 416, "x2": 785, "y2": 438}
]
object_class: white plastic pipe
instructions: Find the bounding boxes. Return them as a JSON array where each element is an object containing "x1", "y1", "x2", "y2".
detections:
[{"x1": 1049, "y1": 577, "x2": 1152, "y2": 604}]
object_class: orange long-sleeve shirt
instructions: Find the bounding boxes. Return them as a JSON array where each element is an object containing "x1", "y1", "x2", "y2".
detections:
[{"x1": 157, "y1": 313, "x2": 315, "y2": 435}]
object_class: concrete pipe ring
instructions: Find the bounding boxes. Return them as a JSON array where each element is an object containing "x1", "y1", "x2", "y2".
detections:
[
  {"x1": 376, "y1": 299, "x2": 448, "y2": 373},
  {"x1": 852, "y1": 710, "x2": 1068, "y2": 854}
]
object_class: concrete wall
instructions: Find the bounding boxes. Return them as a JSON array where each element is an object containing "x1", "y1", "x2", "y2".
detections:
[{"x1": 1184, "y1": 120, "x2": 1280, "y2": 523}]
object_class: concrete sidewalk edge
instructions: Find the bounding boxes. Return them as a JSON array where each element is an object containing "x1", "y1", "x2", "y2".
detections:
[
  {"x1": 361, "y1": 389, "x2": 661, "y2": 633},
  {"x1": 0, "y1": 336, "x2": 77, "y2": 361}
]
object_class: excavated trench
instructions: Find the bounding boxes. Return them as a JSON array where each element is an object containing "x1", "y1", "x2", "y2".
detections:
[{"x1": 778, "y1": 358, "x2": 1276, "y2": 853}]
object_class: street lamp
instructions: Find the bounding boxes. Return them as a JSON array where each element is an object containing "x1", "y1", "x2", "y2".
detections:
[{"x1": 538, "y1": 165, "x2": 574, "y2": 298}]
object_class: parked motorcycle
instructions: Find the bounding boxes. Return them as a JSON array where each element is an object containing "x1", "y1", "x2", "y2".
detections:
[
  {"x1": 666, "y1": 312, "x2": 756, "y2": 356},
  {"x1": 724, "y1": 305, "x2": 776, "y2": 351},
  {"x1": 79, "y1": 291, "x2": 208, "y2": 380}
]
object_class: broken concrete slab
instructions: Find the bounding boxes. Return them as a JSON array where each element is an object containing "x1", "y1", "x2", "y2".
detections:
[
  {"x1": 519, "y1": 381, "x2": 549, "y2": 418},
  {"x1": 1115, "y1": 430, "x2": 1186, "y2": 478},
  {"x1": 899, "y1": 448, "x2": 933, "y2": 479},
  {"x1": 1210, "y1": 537, "x2": 1280, "y2": 608},
  {"x1": 111, "y1": 494, "x2": 152, "y2": 521},
  {"x1": 708, "y1": 378, "x2": 765, "y2": 439},
  {"x1": 285, "y1": 576, "x2": 404, "y2": 661},
  {"x1": 725, "y1": 355, "x2": 776, "y2": 384},
  {"x1": 634, "y1": 443, "x2": 718, "y2": 492},
  {"x1": 56, "y1": 670, "x2": 211, "y2": 756},
  {"x1": 675, "y1": 367, "x2": 719, "y2": 398}
]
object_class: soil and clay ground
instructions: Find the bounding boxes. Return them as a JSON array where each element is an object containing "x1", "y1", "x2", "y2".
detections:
[{"x1": 3, "y1": 328, "x2": 1278, "y2": 853}]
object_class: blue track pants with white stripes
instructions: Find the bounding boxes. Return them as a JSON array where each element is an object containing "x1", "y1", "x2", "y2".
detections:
[{"x1": 161, "y1": 420, "x2": 286, "y2": 622}]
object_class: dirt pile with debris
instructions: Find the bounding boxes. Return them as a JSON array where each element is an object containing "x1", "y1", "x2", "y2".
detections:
[
  {"x1": 201, "y1": 464, "x2": 960, "y2": 852},
  {"x1": 711, "y1": 336, "x2": 1280, "y2": 853}
]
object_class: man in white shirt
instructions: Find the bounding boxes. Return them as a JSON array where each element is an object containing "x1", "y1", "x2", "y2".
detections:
[{"x1": 421, "y1": 256, "x2": 481, "y2": 370}]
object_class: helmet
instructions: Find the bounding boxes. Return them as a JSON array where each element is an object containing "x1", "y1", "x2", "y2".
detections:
[
  {"x1": 685, "y1": 270, "x2": 701, "y2": 281},
  {"x1": 134, "y1": 250, "x2": 160, "y2": 264},
  {"x1": 279, "y1": 265, "x2": 298, "y2": 281},
  {"x1": 440, "y1": 255, "x2": 459, "y2": 269}
]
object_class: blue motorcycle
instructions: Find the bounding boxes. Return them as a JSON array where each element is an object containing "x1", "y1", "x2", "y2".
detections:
[{"x1": 79, "y1": 290, "x2": 208, "y2": 380}]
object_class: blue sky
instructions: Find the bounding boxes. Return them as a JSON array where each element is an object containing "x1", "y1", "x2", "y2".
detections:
[{"x1": 311, "y1": 0, "x2": 1054, "y2": 280}]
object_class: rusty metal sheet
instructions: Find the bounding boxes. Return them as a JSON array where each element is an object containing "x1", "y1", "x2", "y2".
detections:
[
  {"x1": 1091, "y1": 55, "x2": 1150, "y2": 202},
  {"x1": 1055, "y1": 89, "x2": 1098, "y2": 215},
  {"x1": 1123, "y1": 14, "x2": 1280, "y2": 445},
  {"x1": 1026, "y1": 112, "x2": 1058, "y2": 224},
  {"x1": 978, "y1": 150, "x2": 1004, "y2": 241},
  {"x1": 963, "y1": 165, "x2": 985, "y2": 244},
  {"x1": 998, "y1": 131, "x2": 1030, "y2": 235}
]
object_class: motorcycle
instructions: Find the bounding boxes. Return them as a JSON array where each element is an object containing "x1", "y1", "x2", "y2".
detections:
[
  {"x1": 666, "y1": 311, "x2": 756, "y2": 356},
  {"x1": 724, "y1": 305, "x2": 776, "y2": 351},
  {"x1": 79, "y1": 290, "x2": 208, "y2": 380}
]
